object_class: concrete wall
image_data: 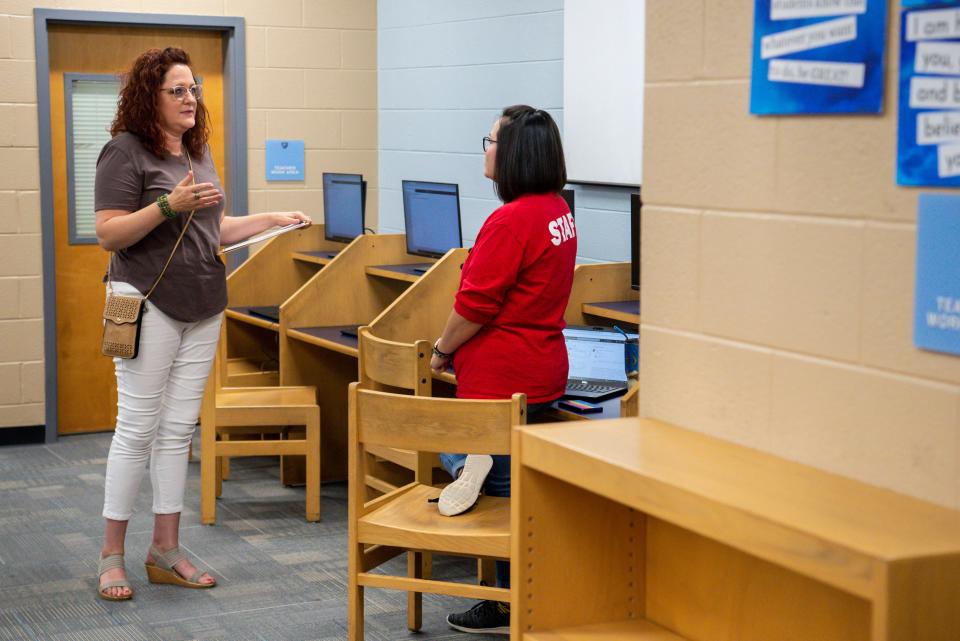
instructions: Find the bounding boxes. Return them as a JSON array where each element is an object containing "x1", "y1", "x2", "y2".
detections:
[
  {"x1": 0, "y1": 0, "x2": 376, "y2": 429},
  {"x1": 376, "y1": 0, "x2": 633, "y2": 263},
  {"x1": 641, "y1": 1, "x2": 960, "y2": 509}
]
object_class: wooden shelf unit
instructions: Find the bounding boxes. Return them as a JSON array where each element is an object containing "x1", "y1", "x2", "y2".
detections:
[
  {"x1": 564, "y1": 262, "x2": 635, "y2": 327},
  {"x1": 279, "y1": 234, "x2": 424, "y2": 480},
  {"x1": 224, "y1": 224, "x2": 346, "y2": 385},
  {"x1": 365, "y1": 262, "x2": 433, "y2": 283},
  {"x1": 581, "y1": 299, "x2": 639, "y2": 325},
  {"x1": 512, "y1": 418, "x2": 960, "y2": 641},
  {"x1": 290, "y1": 250, "x2": 335, "y2": 266}
]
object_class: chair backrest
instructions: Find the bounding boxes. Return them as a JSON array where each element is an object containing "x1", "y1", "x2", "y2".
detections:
[
  {"x1": 349, "y1": 383, "x2": 526, "y2": 456},
  {"x1": 357, "y1": 326, "x2": 431, "y2": 395}
]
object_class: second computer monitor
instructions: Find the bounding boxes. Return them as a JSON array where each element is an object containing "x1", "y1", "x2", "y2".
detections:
[
  {"x1": 402, "y1": 180, "x2": 463, "y2": 258},
  {"x1": 323, "y1": 173, "x2": 366, "y2": 243}
]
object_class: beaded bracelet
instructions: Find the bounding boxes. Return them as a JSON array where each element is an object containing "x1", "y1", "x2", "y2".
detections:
[{"x1": 156, "y1": 193, "x2": 178, "y2": 219}]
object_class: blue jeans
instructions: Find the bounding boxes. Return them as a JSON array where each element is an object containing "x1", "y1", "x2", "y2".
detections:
[{"x1": 439, "y1": 400, "x2": 554, "y2": 590}]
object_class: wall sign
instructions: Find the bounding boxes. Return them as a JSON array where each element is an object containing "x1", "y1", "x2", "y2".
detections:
[
  {"x1": 750, "y1": 0, "x2": 888, "y2": 115},
  {"x1": 897, "y1": 2, "x2": 960, "y2": 186},
  {"x1": 914, "y1": 193, "x2": 960, "y2": 356},
  {"x1": 266, "y1": 140, "x2": 304, "y2": 182}
]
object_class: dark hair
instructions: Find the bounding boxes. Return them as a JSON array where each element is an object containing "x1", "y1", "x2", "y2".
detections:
[
  {"x1": 110, "y1": 47, "x2": 209, "y2": 158},
  {"x1": 492, "y1": 105, "x2": 566, "y2": 203}
]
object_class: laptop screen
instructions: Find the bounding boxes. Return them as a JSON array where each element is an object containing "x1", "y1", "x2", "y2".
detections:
[{"x1": 563, "y1": 327, "x2": 629, "y2": 383}]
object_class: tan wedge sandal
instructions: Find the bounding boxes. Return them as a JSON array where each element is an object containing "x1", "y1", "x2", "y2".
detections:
[
  {"x1": 144, "y1": 546, "x2": 216, "y2": 589},
  {"x1": 98, "y1": 554, "x2": 133, "y2": 601}
]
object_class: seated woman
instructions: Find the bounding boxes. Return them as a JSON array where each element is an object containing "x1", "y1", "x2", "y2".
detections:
[{"x1": 429, "y1": 105, "x2": 576, "y2": 635}]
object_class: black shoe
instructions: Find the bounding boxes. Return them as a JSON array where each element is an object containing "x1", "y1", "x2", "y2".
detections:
[{"x1": 446, "y1": 600, "x2": 510, "y2": 635}]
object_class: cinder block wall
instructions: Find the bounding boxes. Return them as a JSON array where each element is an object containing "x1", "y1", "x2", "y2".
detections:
[
  {"x1": 641, "y1": 1, "x2": 960, "y2": 509},
  {"x1": 0, "y1": 0, "x2": 376, "y2": 429}
]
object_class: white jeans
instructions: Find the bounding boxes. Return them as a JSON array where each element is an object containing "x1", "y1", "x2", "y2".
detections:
[{"x1": 102, "y1": 282, "x2": 222, "y2": 521}]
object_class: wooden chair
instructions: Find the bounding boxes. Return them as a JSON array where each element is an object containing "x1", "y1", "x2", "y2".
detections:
[
  {"x1": 199, "y1": 327, "x2": 321, "y2": 524},
  {"x1": 347, "y1": 384, "x2": 525, "y2": 640}
]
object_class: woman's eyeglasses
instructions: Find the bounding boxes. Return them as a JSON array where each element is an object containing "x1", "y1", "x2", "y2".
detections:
[
  {"x1": 482, "y1": 136, "x2": 497, "y2": 152},
  {"x1": 160, "y1": 84, "x2": 202, "y2": 101}
]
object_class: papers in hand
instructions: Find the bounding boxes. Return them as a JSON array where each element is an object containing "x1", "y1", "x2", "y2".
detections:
[{"x1": 220, "y1": 221, "x2": 309, "y2": 254}]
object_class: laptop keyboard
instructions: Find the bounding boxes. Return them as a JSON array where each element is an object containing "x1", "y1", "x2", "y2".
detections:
[{"x1": 567, "y1": 381, "x2": 622, "y2": 394}]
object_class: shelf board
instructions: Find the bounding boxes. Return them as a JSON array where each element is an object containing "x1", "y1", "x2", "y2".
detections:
[
  {"x1": 525, "y1": 619, "x2": 686, "y2": 641},
  {"x1": 365, "y1": 262, "x2": 433, "y2": 283},
  {"x1": 287, "y1": 325, "x2": 359, "y2": 357},
  {"x1": 225, "y1": 307, "x2": 280, "y2": 332},
  {"x1": 582, "y1": 300, "x2": 639, "y2": 325},
  {"x1": 290, "y1": 250, "x2": 334, "y2": 266}
]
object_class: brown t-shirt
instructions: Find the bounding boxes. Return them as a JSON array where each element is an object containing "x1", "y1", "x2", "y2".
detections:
[{"x1": 94, "y1": 132, "x2": 227, "y2": 322}]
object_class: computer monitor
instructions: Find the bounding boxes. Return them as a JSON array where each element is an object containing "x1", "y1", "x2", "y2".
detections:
[
  {"x1": 402, "y1": 180, "x2": 463, "y2": 258},
  {"x1": 630, "y1": 192, "x2": 641, "y2": 291},
  {"x1": 322, "y1": 173, "x2": 366, "y2": 243},
  {"x1": 561, "y1": 188, "x2": 575, "y2": 218}
]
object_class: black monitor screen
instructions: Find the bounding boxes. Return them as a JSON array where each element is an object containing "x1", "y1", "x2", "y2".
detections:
[
  {"x1": 323, "y1": 173, "x2": 365, "y2": 243},
  {"x1": 630, "y1": 192, "x2": 641, "y2": 291},
  {"x1": 402, "y1": 180, "x2": 463, "y2": 258},
  {"x1": 561, "y1": 188, "x2": 575, "y2": 218}
]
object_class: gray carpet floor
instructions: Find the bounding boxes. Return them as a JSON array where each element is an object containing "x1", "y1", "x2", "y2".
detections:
[{"x1": 0, "y1": 432, "x2": 503, "y2": 641}]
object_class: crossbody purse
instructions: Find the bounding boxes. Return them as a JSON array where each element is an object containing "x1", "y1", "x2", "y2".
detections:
[{"x1": 101, "y1": 151, "x2": 198, "y2": 359}]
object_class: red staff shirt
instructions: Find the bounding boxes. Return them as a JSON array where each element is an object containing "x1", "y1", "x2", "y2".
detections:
[{"x1": 453, "y1": 192, "x2": 577, "y2": 403}]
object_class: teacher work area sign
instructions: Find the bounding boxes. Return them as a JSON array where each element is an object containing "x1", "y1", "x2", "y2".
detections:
[
  {"x1": 751, "y1": 0, "x2": 888, "y2": 115},
  {"x1": 265, "y1": 140, "x2": 305, "y2": 182},
  {"x1": 897, "y1": 3, "x2": 960, "y2": 186},
  {"x1": 914, "y1": 194, "x2": 960, "y2": 357}
]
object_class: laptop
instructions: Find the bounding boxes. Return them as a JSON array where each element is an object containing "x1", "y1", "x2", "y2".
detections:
[{"x1": 563, "y1": 326, "x2": 632, "y2": 401}]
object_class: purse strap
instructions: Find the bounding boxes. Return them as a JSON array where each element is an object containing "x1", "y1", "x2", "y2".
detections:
[{"x1": 107, "y1": 150, "x2": 198, "y2": 301}]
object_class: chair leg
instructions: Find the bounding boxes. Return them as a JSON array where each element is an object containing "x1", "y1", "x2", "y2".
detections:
[
  {"x1": 479, "y1": 558, "x2": 496, "y2": 585},
  {"x1": 407, "y1": 551, "x2": 426, "y2": 631},
  {"x1": 216, "y1": 455, "x2": 223, "y2": 498},
  {"x1": 305, "y1": 411, "x2": 321, "y2": 522},
  {"x1": 221, "y1": 433, "x2": 230, "y2": 480},
  {"x1": 348, "y1": 546, "x2": 365, "y2": 641},
  {"x1": 200, "y1": 423, "x2": 216, "y2": 526}
]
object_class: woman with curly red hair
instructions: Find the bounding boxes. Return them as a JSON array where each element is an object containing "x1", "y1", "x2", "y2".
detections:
[{"x1": 93, "y1": 47, "x2": 311, "y2": 601}]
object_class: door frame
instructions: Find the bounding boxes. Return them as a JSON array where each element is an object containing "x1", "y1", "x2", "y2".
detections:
[{"x1": 34, "y1": 9, "x2": 248, "y2": 442}]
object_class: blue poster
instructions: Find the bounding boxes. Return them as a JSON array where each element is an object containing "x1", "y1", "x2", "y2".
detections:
[
  {"x1": 750, "y1": 0, "x2": 888, "y2": 115},
  {"x1": 914, "y1": 194, "x2": 960, "y2": 356},
  {"x1": 897, "y1": 2, "x2": 960, "y2": 186},
  {"x1": 265, "y1": 140, "x2": 304, "y2": 182}
]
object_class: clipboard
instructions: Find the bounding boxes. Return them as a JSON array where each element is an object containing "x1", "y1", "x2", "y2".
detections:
[{"x1": 219, "y1": 221, "x2": 309, "y2": 254}]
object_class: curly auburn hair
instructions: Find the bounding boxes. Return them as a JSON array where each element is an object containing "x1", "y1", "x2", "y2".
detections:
[{"x1": 110, "y1": 47, "x2": 209, "y2": 158}]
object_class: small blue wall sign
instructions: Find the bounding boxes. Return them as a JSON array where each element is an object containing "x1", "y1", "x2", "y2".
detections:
[
  {"x1": 914, "y1": 193, "x2": 960, "y2": 356},
  {"x1": 750, "y1": 0, "x2": 888, "y2": 115},
  {"x1": 266, "y1": 140, "x2": 304, "y2": 182}
]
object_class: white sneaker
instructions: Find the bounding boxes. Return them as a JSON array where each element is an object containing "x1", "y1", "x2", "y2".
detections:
[{"x1": 438, "y1": 455, "x2": 493, "y2": 516}]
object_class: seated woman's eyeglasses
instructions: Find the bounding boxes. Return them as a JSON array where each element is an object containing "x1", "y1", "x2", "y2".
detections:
[
  {"x1": 482, "y1": 136, "x2": 497, "y2": 152},
  {"x1": 160, "y1": 85, "x2": 202, "y2": 101}
]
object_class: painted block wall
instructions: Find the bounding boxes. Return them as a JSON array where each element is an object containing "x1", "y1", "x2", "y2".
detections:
[
  {"x1": 0, "y1": 0, "x2": 377, "y2": 429},
  {"x1": 641, "y1": 1, "x2": 960, "y2": 510},
  {"x1": 376, "y1": 0, "x2": 633, "y2": 263}
]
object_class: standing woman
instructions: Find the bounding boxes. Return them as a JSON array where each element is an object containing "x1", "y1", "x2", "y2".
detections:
[
  {"x1": 429, "y1": 105, "x2": 576, "y2": 634},
  {"x1": 94, "y1": 47, "x2": 311, "y2": 601}
]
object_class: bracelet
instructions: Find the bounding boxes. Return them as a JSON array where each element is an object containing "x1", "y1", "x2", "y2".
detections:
[
  {"x1": 157, "y1": 193, "x2": 178, "y2": 219},
  {"x1": 433, "y1": 339, "x2": 453, "y2": 359}
]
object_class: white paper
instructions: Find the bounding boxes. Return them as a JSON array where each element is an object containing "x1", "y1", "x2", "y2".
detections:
[
  {"x1": 761, "y1": 15, "x2": 857, "y2": 59},
  {"x1": 771, "y1": 0, "x2": 867, "y2": 21},
  {"x1": 906, "y1": 8, "x2": 960, "y2": 42},
  {"x1": 938, "y1": 142, "x2": 960, "y2": 177},
  {"x1": 916, "y1": 111, "x2": 960, "y2": 145},
  {"x1": 219, "y1": 221, "x2": 309, "y2": 254},
  {"x1": 768, "y1": 59, "x2": 865, "y2": 87},
  {"x1": 915, "y1": 41, "x2": 960, "y2": 76},
  {"x1": 910, "y1": 76, "x2": 960, "y2": 109}
]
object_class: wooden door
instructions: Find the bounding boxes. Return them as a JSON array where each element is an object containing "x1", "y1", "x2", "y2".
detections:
[{"x1": 49, "y1": 26, "x2": 226, "y2": 434}]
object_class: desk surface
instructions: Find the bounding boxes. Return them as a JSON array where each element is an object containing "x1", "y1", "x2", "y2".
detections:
[
  {"x1": 519, "y1": 418, "x2": 960, "y2": 564},
  {"x1": 226, "y1": 306, "x2": 280, "y2": 331},
  {"x1": 365, "y1": 263, "x2": 433, "y2": 283},
  {"x1": 290, "y1": 250, "x2": 335, "y2": 265},
  {"x1": 288, "y1": 325, "x2": 359, "y2": 356},
  {"x1": 581, "y1": 299, "x2": 640, "y2": 325}
]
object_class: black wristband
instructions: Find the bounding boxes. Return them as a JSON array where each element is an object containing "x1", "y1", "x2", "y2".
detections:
[{"x1": 433, "y1": 339, "x2": 453, "y2": 359}]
